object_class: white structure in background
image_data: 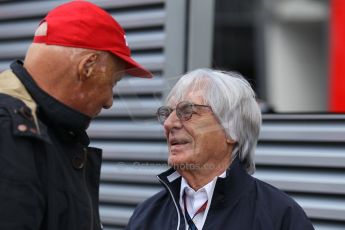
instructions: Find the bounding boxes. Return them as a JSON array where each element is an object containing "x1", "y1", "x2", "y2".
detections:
[{"x1": 264, "y1": 0, "x2": 329, "y2": 112}]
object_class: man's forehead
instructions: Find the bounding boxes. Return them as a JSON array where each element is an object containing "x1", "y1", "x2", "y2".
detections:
[{"x1": 168, "y1": 90, "x2": 206, "y2": 106}]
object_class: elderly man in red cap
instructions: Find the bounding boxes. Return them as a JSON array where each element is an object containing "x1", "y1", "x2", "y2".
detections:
[{"x1": 0, "y1": 1, "x2": 152, "y2": 230}]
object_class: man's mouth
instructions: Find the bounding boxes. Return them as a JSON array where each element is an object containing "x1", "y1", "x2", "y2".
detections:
[{"x1": 169, "y1": 138, "x2": 190, "y2": 146}]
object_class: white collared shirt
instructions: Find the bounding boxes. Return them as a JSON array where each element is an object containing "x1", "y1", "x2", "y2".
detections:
[{"x1": 179, "y1": 171, "x2": 226, "y2": 230}]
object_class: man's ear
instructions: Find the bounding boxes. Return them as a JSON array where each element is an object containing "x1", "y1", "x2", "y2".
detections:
[
  {"x1": 226, "y1": 139, "x2": 236, "y2": 144},
  {"x1": 78, "y1": 53, "x2": 99, "y2": 81}
]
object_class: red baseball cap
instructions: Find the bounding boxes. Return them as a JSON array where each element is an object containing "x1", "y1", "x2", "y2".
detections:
[{"x1": 33, "y1": 0, "x2": 153, "y2": 78}]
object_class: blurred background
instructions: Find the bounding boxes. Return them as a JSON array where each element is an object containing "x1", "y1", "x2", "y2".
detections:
[{"x1": 0, "y1": 0, "x2": 344, "y2": 229}]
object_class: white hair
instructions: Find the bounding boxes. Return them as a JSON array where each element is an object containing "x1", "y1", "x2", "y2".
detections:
[{"x1": 166, "y1": 68, "x2": 262, "y2": 174}]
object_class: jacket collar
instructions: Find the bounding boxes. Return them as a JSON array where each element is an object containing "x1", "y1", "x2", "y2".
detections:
[
  {"x1": 212, "y1": 158, "x2": 254, "y2": 208},
  {"x1": 0, "y1": 69, "x2": 39, "y2": 126},
  {"x1": 10, "y1": 60, "x2": 91, "y2": 145},
  {"x1": 157, "y1": 157, "x2": 255, "y2": 208},
  {"x1": 158, "y1": 167, "x2": 182, "y2": 203}
]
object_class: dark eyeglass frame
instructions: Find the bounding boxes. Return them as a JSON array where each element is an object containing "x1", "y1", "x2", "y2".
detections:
[{"x1": 156, "y1": 101, "x2": 212, "y2": 125}]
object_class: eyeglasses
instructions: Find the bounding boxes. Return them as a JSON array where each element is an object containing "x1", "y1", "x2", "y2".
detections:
[{"x1": 156, "y1": 101, "x2": 212, "y2": 124}]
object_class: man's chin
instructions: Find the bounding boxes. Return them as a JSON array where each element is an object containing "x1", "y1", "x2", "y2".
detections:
[
  {"x1": 168, "y1": 154, "x2": 186, "y2": 165},
  {"x1": 167, "y1": 158, "x2": 183, "y2": 168},
  {"x1": 168, "y1": 158, "x2": 197, "y2": 171}
]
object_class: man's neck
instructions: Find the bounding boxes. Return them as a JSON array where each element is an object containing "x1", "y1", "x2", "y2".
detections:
[{"x1": 177, "y1": 161, "x2": 231, "y2": 191}]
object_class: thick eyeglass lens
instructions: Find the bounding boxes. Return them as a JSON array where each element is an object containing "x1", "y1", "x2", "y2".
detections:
[
  {"x1": 156, "y1": 101, "x2": 207, "y2": 125},
  {"x1": 157, "y1": 106, "x2": 172, "y2": 124},
  {"x1": 176, "y1": 101, "x2": 193, "y2": 121}
]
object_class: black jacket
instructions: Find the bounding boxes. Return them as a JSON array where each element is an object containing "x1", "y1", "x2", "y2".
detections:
[
  {"x1": 126, "y1": 158, "x2": 315, "y2": 230},
  {"x1": 0, "y1": 61, "x2": 102, "y2": 230}
]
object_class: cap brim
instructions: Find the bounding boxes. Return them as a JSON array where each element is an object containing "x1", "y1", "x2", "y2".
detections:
[{"x1": 112, "y1": 52, "x2": 153, "y2": 78}]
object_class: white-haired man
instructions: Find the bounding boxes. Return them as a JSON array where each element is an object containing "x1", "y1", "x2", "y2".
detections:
[{"x1": 126, "y1": 69, "x2": 314, "y2": 230}]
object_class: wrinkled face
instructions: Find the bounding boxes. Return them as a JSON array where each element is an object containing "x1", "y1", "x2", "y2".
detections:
[
  {"x1": 163, "y1": 91, "x2": 232, "y2": 171},
  {"x1": 77, "y1": 54, "x2": 125, "y2": 117}
]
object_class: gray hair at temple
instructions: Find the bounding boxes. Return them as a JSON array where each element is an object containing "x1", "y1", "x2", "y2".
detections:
[{"x1": 166, "y1": 68, "x2": 262, "y2": 174}]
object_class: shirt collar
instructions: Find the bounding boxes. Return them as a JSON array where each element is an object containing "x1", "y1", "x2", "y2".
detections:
[{"x1": 179, "y1": 171, "x2": 226, "y2": 210}]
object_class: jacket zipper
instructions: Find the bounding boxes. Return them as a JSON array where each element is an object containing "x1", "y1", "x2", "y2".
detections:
[
  {"x1": 157, "y1": 176, "x2": 181, "y2": 230},
  {"x1": 83, "y1": 151, "x2": 94, "y2": 230}
]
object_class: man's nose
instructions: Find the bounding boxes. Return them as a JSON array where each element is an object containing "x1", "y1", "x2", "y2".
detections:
[
  {"x1": 103, "y1": 95, "x2": 113, "y2": 109},
  {"x1": 163, "y1": 110, "x2": 182, "y2": 134}
]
